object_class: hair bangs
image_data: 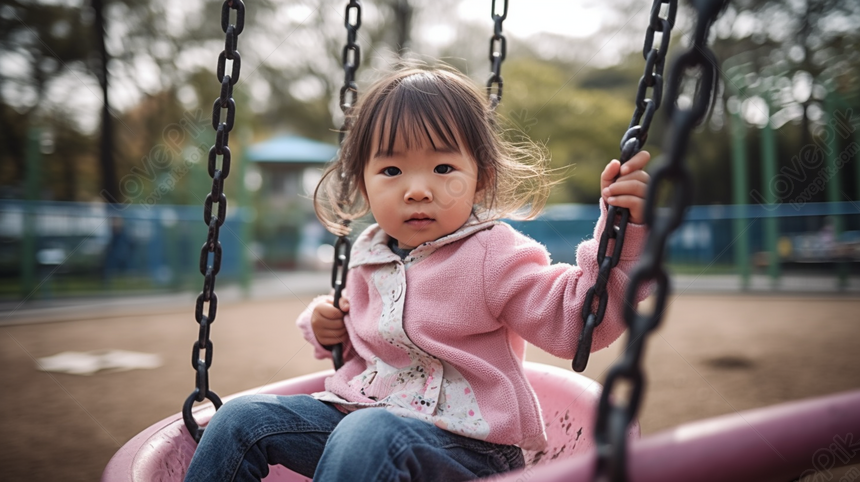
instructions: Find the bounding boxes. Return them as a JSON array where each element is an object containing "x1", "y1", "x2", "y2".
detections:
[{"x1": 372, "y1": 74, "x2": 463, "y2": 157}]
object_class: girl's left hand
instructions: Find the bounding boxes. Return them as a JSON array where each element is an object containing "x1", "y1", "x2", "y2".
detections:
[{"x1": 600, "y1": 150, "x2": 651, "y2": 224}]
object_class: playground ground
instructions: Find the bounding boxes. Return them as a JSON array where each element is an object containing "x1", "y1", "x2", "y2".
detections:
[{"x1": 1, "y1": 280, "x2": 859, "y2": 481}]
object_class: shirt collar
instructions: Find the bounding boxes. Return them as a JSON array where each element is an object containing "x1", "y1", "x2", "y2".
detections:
[{"x1": 349, "y1": 212, "x2": 500, "y2": 268}]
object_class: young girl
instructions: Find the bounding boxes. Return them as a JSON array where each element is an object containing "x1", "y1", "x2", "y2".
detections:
[{"x1": 185, "y1": 67, "x2": 652, "y2": 482}]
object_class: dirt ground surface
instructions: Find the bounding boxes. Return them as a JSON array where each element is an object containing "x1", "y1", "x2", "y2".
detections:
[{"x1": 2, "y1": 293, "x2": 859, "y2": 481}]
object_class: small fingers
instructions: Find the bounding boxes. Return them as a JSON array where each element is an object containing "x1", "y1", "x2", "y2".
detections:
[
  {"x1": 604, "y1": 194, "x2": 644, "y2": 222},
  {"x1": 317, "y1": 330, "x2": 348, "y2": 346},
  {"x1": 603, "y1": 180, "x2": 648, "y2": 200},
  {"x1": 315, "y1": 315, "x2": 346, "y2": 330},
  {"x1": 616, "y1": 169, "x2": 650, "y2": 184},
  {"x1": 620, "y1": 150, "x2": 651, "y2": 175},
  {"x1": 605, "y1": 194, "x2": 641, "y2": 208},
  {"x1": 312, "y1": 314, "x2": 347, "y2": 345},
  {"x1": 317, "y1": 325, "x2": 347, "y2": 338},
  {"x1": 313, "y1": 303, "x2": 345, "y2": 322},
  {"x1": 601, "y1": 160, "x2": 621, "y2": 191},
  {"x1": 324, "y1": 293, "x2": 349, "y2": 312}
]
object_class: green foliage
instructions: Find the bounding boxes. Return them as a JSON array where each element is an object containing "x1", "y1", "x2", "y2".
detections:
[
  {"x1": 498, "y1": 58, "x2": 637, "y2": 204},
  {"x1": 2, "y1": 0, "x2": 858, "y2": 206}
]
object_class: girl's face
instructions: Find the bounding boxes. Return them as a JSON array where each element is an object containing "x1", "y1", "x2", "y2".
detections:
[{"x1": 363, "y1": 129, "x2": 480, "y2": 250}]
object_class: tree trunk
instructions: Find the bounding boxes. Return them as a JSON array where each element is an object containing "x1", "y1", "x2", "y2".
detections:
[
  {"x1": 92, "y1": 0, "x2": 119, "y2": 204},
  {"x1": 392, "y1": 0, "x2": 413, "y2": 56}
]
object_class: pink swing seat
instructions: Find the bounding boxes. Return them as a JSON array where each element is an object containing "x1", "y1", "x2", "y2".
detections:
[
  {"x1": 102, "y1": 362, "x2": 629, "y2": 481},
  {"x1": 103, "y1": 362, "x2": 860, "y2": 481}
]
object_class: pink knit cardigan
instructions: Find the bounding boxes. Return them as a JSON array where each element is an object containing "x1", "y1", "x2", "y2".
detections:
[{"x1": 296, "y1": 201, "x2": 648, "y2": 450}]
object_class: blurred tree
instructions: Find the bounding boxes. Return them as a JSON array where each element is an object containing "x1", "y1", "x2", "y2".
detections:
[
  {"x1": 0, "y1": 0, "x2": 420, "y2": 203},
  {"x1": 498, "y1": 58, "x2": 635, "y2": 204},
  {"x1": 2, "y1": 0, "x2": 857, "y2": 205},
  {"x1": 0, "y1": 0, "x2": 95, "y2": 199},
  {"x1": 92, "y1": 0, "x2": 118, "y2": 203}
]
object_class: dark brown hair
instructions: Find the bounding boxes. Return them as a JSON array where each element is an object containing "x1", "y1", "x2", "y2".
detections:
[{"x1": 314, "y1": 66, "x2": 552, "y2": 236}]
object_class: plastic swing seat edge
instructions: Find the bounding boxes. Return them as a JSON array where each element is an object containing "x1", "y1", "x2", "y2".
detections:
[
  {"x1": 101, "y1": 362, "x2": 611, "y2": 481},
  {"x1": 101, "y1": 369, "x2": 336, "y2": 482},
  {"x1": 101, "y1": 364, "x2": 860, "y2": 482},
  {"x1": 490, "y1": 388, "x2": 860, "y2": 482}
]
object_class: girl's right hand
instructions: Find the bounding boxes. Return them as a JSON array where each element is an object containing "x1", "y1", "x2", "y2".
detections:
[{"x1": 311, "y1": 296, "x2": 350, "y2": 346}]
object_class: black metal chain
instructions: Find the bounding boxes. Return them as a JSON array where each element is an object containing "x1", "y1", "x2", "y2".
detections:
[
  {"x1": 486, "y1": 0, "x2": 508, "y2": 109},
  {"x1": 328, "y1": 235, "x2": 351, "y2": 369},
  {"x1": 572, "y1": 0, "x2": 677, "y2": 373},
  {"x1": 326, "y1": 0, "x2": 362, "y2": 370},
  {"x1": 338, "y1": 0, "x2": 362, "y2": 145},
  {"x1": 592, "y1": 1, "x2": 728, "y2": 481},
  {"x1": 182, "y1": 0, "x2": 245, "y2": 443}
]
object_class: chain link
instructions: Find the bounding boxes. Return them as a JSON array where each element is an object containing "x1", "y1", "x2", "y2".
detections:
[
  {"x1": 327, "y1": 0, "x2": 363, "y2": 370},
  {"x1": 486, "y1": 0, "x2": 508, "y2": 109},
  {"x1": 592, "y1": 1, "x2": 728, "y2": 481},
  {"x1": 572, "y1": 0, "x2": 677, "y2": 373},
  {"x1": 182, "y1": 0, "x2": 245, "y2": 443}
]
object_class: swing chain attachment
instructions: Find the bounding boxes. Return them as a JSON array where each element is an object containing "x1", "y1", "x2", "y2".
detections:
[
  {"x1": 486, "y1": 0, "x2": 508, "y2": 109},
  {"x1": 339, "y1": 0, "x2": 362, "y2": 145},
  {"x1": 572, "y1": 0, "x2": 677, "y2": 374},
  {"x1": 183, "y1": 0, "x2": 244, "y2": 444},
  {"x1": 326, "y1": 235, "x2": 352, "y2": 369},
  {"x1": 593, "y1": 2, "x2": 727, "y2": 481}
]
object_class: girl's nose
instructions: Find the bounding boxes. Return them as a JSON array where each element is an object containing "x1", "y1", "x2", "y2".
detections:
[{"x1": 404, "y1": 181, "x2": 432, "y2": 202}]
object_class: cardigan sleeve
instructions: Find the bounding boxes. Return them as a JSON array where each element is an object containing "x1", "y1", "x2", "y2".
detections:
[
  {"x1": 296, "y1": 292, "x2": 353, "y2": 361},
  {"x1": 482, "y1": 199, "x2": 650, "y2": 359}
]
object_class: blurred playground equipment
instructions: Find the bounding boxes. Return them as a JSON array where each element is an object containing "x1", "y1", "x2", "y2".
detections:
[{"x1": 723, "y1": 46, "x2": 860, "y2": 289}]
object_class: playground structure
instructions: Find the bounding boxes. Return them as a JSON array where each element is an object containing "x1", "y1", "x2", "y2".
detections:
[
  {"x1": 724, "y1": 49, "x2": 860, "y2": 289},
  {"x1": 91, "y1": 1, "x2": 860, "y2": 481}
]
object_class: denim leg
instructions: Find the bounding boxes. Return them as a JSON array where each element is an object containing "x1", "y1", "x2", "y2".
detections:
[
  {"x1": 315, "y1": 408, "x2": 524, "y2": 482},
  {"x1": 184, "y1": 394, "x2": 346, "y2": 482}
]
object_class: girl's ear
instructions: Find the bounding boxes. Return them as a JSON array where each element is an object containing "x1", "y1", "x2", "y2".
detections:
[
  {"x1": 358, "y1": 175, "x2": 369, "y2": 202},
  {"x1": 473, "y1": 181, "x2": 484, "y2": 204},
  {"x1": 473, "y1": 170, "x2": 492, "y2": 204}
]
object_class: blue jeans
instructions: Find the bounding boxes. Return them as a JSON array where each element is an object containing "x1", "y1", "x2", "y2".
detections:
[{"x1": 184, "y1": 394, "x2": 525, "y2": 482}]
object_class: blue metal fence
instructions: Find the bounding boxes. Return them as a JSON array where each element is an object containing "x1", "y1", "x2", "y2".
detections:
[
  {"x1": 508, "y1": 201, "x2": 860, "y2": 273},
  {"x1": 1, "y1": 200, "x2": 249, "y2": 299},
  {"x1": 2, "y1": 200, "x2": 857, "y2": 300}
]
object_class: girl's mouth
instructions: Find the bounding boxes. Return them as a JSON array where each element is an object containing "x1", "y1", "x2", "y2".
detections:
[{"x1": 405, "y1": 218, "x2": 434, "y2": 228}]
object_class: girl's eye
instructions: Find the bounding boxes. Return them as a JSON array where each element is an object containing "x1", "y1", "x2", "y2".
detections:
[
  {"x1": 434, "y1": 165, "x2": 454, "y2": 174},
  {"x1": 382, "y1": 167, "x2": 401, "y2": 176}
]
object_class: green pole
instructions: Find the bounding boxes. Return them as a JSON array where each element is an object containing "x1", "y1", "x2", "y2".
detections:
[
  {"x1": 856, "y1": 116, "x2": 860, "y2": 204},
  {"x1": 21, "y1": 128, "x2": 41, "y2": 299},
  {"x1": 824, "y1": 91, "x2": 847, "y2": 289},
  {"x1": 238, "y1": 130, "x2": 252, "y2": 298},
  {"x1": 760, "y1": 107, "x2": 780, "y2": 287},
  {"x1": 730, "y1": 111, "x2": 751, "y2": 290},
  {"x1": 166, "y1": 210, "x2": 182, "y2": 291}
]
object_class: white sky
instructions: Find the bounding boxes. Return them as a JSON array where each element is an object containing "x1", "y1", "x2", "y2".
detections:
[{"x1": 456, "y1": 0, "x2": 606, "y2": 38}]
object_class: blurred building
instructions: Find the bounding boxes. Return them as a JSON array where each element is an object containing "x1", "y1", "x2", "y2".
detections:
[{"x1": 245, "y1": 135, "x2": 338, "y2": 270}]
